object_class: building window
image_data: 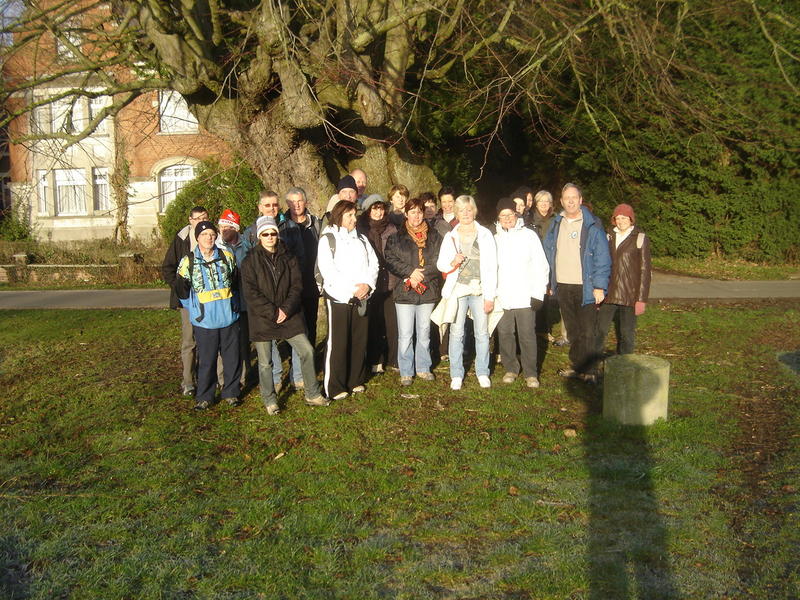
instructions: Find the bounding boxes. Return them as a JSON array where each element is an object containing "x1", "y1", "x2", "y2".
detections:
[
  {"x1": 159, "y1": 91, "x2": 198, "y2": 134},
  {"x1": 89, "y1": 96, "x2": 110, "y2": 135},
  {"x1": 55, "y1": 24, "x2": 81, "y2": 60},
  {"x1": 36, "y1": 169, "x2": 49, "y2": 214},
  {"x1": 51, "y1": 98, "x2": 80, "y2": 134},
  {"x1": 31, "y1": 104, "x2": 49, "y2": 134},
  {"x1": 54, "y1": 168, "x2": 87, "y2": 215},
  {"x1": 93, "y1": 167, "x2": 111, "y2": 212},
  {"x1": 158, "y1": 164, "x2": 195, "y2": 212}
]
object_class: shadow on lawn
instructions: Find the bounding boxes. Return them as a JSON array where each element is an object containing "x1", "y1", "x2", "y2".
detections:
[
  {"x1": 567, "y1": 377, "x2": 680, "y2": 600},
  {"x1": 0, "y1": 535, "x2": 31, "y2": 599}
]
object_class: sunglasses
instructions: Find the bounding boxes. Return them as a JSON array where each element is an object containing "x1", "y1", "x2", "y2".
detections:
[{"x1": 260, "y1": 231, "x2": 278, "y2": 238}]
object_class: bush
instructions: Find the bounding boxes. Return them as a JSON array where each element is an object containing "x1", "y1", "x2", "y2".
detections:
[
  {"x1": 159, "y1": 159, "x2": 264, "y2": 241},
  {"x1": 0, "y1": 206, "x2": 33, "y2": 241}
]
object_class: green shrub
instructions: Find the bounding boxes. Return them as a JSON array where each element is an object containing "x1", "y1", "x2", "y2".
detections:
[
  {"x1": 0, "y1": 206, "x2": 33, "y2": 241},
  {"x1": 159, "y1": 159, "x2": 264, "y2": 241}
]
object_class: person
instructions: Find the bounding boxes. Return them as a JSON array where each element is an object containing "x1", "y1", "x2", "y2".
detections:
[
  {"x1": 387, "y1": 184, "x2": 410, "y2": 227},
  {"x1": 351, "y1": 168, "x2": 368, "y2": 207},
  {"x1": 595, "y1": 203, "x2": 651, "y2": 358},
  {"x1": 430, "y1": 186, "x2": 458, "y2": 358},
  {"x1": 241, "y1": 216, "x2": 327, "y2": 415},
  {"x1": 215, "y1": 208, "x2": 253, "y2": 386},
  {"x1": 494, "y1": 198, "x2": 549, "y2": 388},
  {"x1": 242, "y1": 190, "x2": 287, "y2": 250},
  {"x1": 174, "y1": 221, "x2": 241, "y2": 410},
  {"x1": 322, "y1": 175, "x2": 359, "y2": 227},
  {"x1": 385, "y1": 197, "x2": 443, "y2": 385},
  {"x1": 317, "y1": 200, "x2": 379, "y2": 400},
  {"x1": 356, "y1": 194, "x2": 399, "y2": 373},
  {"x1": 420, "y1": 191, "x2": 437, "y2": 221},
  {"x1": 436, "y1": 195, "x2": 498, "y2": 390},
  {"x1": 161, "y1": 205, "x2": 208, "y2": 396},
  {"x1": 543, "y1": 183, "x2": 611, "y2": 382},
  {"x1": 529, "y1": 189, "x2": 565, "y2": 345},
  {"x1": 281, "y1": 187, "x2": 323, "y2": 388}
]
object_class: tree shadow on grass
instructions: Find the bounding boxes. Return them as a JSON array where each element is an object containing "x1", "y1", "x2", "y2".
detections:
[
  {"x1": 566, "y1": 372, "x2": 680, "y2": 599},
  {"x1": 0, "y1": 535, "x2": 31, "y2": 599}
]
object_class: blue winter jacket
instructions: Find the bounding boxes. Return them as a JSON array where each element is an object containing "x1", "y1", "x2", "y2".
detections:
[
  {"x1": 176, "y1": 246, "x2": 240, "y2": 329},
  {"x1": 543, "y1": 205, "x2": 612, "y2": 306}
]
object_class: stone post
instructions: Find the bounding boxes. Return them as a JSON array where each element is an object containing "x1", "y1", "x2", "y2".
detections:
[
  {"x1": 603, "y1": 354, "x2": 670, "y2": 425},
  {"x1": 118, "y1": 252, "x2": 144, "y2": 282},
  {"x1": 11, "y1": 253, "x2": 29, "y2": 283}
]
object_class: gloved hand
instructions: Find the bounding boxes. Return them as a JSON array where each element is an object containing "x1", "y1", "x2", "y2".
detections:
[{"x1": 530, "y1": 297, "x2": 544, "y2": 311}]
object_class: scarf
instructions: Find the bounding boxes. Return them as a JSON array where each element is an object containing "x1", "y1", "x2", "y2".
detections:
[{"x1": 405, "y1": 219, "x2": 429, "y2": 266}]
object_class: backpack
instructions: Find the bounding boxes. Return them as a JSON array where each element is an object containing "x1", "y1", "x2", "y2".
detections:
[
  {"x1": 313, "y1": 231, "x2": 368, "y2": 293},
  {"x1": 177, "y1": 250, "x2": 237, "y2": 323}
]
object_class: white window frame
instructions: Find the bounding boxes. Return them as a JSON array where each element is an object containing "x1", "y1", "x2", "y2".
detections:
[
  {"x1": 51, "y1": 97, "x2": 80, "y2": 134},
  {"x1": 36, "y1": 169, "x2": 49, "y2": 214},
  {"x1": 92, "y1": 167, "x2": 111, "y2": 212},
  {"x1": 88, "y1": 96, "x2": 110, "y2": 135},
  {"x1": 54, "y1": 168, "x2": 87, "y2": 215},
  {"x1": 31, "y1": 104, "x2": 50, "y2": 134},
  {"x1": 55, "y1": 24, "x2": 81, "y2": 59},
  {"x1": 158, "y1": 164, "x2": 196, "y2": 212},
  {"x1": 158, "y1": 91, "x2": 198, "y2": 134}
]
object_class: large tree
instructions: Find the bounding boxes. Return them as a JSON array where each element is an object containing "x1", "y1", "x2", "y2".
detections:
[{"x1": 2, "y1": 0, "x2": 797, "y2": 223}]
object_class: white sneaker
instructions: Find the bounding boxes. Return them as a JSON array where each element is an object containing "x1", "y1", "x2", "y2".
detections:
[
  {"x1": 371, "y1": 364, "x2": 384, "y2": 374},
  {"x1": 526, "y1": 376, "x2": 540, "y2": 388},
  {"x1": 502, "y1": 372, "x2": 516, "y2": 384},
  {"x1": 450, "y1": 377, "x2": 462, "y2": 390},
  {"x1": 478, "y1": 375, "x2": 491, "y2": 388},
  {"x1": 332, "y1": 392, "x2": 348, "y2": 401}
]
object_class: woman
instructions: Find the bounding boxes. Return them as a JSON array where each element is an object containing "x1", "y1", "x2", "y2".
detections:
[
  {"x1": 436, "y1": 195, "x2": 498, "y2": 390},
  {"x1": 175, "y1": 221, "x2": 241, "y2": 410},
  {"x1": 595, "y1": 203, "x2": 651, "y2": 357},
  {"x1": 317, "y1": 200, "x2": 379, "y2": 400},
  {"x1": 385, "y1": 197, "x2": 443, "y2": 385},
  {"x1": 529, "y1": 189, "x2": 555, "y2": 240},
  {"x1": 529, "y1": 189, "x2": 564, "y2": 345},
  {"x1": 388, "y1": 184, "x2": 410, "y2": 227},
  {"x1": 356, "y1": 194, "x2": 399, "y2": 373},
  {"x1": 241, "y1": 215, "x2": 327, "y2": 415}
]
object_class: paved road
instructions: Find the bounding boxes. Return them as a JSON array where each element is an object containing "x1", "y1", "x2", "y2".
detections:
[{"x1": 1, "y1": 272, "x2": 799, "y2": 309}]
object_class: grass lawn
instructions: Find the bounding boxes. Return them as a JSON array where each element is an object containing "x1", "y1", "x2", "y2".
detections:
[
  {"x1": 651, "y1": 257, "x2": 800, "y2": 281},
  {"x1": 0, "y1": 305, "x2": 798, "y2": 599}
]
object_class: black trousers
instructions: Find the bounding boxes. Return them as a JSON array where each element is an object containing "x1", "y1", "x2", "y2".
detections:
[
  {"x1": 366, "y1": 290, "x2": 398, "y2": 369},
  {"x1": 323, "y1": 298, "x2": 368, "y2": 397},
  {"x1": 301, "y1": 294, "x2": 320, "y2": 348},
  {"x1": 596, "y1": 303, "x2": 637, "y2": 356},
  {"x1": 556, "y1": 284, "x2": 599, "y2": 374},
  {"x1": 194, "y1": 321, "x2": 242, "y2": 403}
]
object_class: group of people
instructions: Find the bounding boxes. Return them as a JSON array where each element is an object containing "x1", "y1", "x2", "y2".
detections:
[{"x1": 162, "y1": 171, "x2": 651, "y2": 413}]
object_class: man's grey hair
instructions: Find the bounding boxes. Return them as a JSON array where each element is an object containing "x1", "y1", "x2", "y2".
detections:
[
  {"x1": 561, "y1": 182, "x2": 582, "y2": 197},
  {"x1": 285, "y1": 187, "x2": 307, "y2": 204}
]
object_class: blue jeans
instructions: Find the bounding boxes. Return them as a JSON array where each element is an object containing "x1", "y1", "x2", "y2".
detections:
[
  {"x1": 271, "y1": 343, "x2": 303, "y2": 386},
  {"x1": 395, "y1": 302, "x2": 435, "y2": 377},
  {"x1": 256, "y1": 334, "x2": 320, "y2": 408},
  {"x1": 449, "y1": 294, "x2": 490, "y2": 379}
]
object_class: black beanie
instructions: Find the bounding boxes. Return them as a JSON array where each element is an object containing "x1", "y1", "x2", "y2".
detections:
[
  {"x1": 337, "y1": 175, "x2": 357, "y2": 193},
  {"x1": 496, "y1": 197, "x2": 517, "y2": 214},
  {"x1": 194, "y1": 220, "x2": 218, "y2": 239}
]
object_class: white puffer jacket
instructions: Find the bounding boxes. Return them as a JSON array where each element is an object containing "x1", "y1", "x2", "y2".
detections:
[
  {"x1": 494, "y1": 219, "x2": 549, "y2": 310},
  {"x1": 317, "y1": 225, "x2": 379, "y2": 303}
]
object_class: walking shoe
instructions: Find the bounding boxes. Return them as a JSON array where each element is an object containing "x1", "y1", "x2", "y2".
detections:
[
  {"x1": 305, "y1": 395, "x2": 330, "y2": 407},
  {"x1": 400, "y1": 376, "x2": 413, "y2": 386},
  {"x1": 293, "y1": 380, "x2": 305, "y2": 390},
  {"x1": 580, "y1": 373, "x2": 598, "y2": 385},
  {"x1": 352, "y1": 385, "x2": 366, "y2": 393},
  {"x1": 194, "y1": 399, "x2": 210, "y2": 411},
  {"x1": 265, "y1": 403, "x2": 280, "y2": 415},
  {"x1": 553, "y1": 338, "x2": 570, "y2": 347},
  {"x1": 478, "y1": 375, "x2": 492, "y2": 388},
  {"x1": 274, "y1": 381, "x2": 283, "y2": 394},
  {"x1": 416, "y1": 372, "x2": 435, "y2": 381},
  {"x1": 225, "y1": 397, "x2": 241, "y2": 406},
  {"x1": 502, "y1": 372, "x2": 516, "y2": 384},
  {"x1": 440, "y1": 355, "x2": 449, "y2": 362},
  {"x1": 371, "y1": 364, "x2": 385, "y2": 374},
  {"x1": 182, "y1": 385, "x2": 195, "y2": 396},
  {"x1": 450, "y1": 377, "x2": 462, "y2": 390},
  {"x1": 557, "y1": 367, "x2": 580, "y2": 379},
  {"x1": 332, "y1": 392, "x2": 348, "y2": 401},
  {"x1": 526, "y1": 376, "x2": 540, "y2": 388}
]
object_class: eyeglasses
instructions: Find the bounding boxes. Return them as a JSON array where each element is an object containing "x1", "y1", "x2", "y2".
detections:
[
  {"x1": 261, "y1": 204, "x2": 279, "y2": 208},
  {"x1": 260, "y1": 231, "x2": 278, "y2": 237}
]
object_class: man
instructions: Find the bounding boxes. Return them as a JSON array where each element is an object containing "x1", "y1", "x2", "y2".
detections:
[
  {"x1": 241, "y1": 215, "x2": 327, "y2": 415},
  {"x1": 243, "y1": 190, "x2": 286, "y2": 250},
  {"x1": 322, "y1": 175, "x2": 359, "y2": 228},
  {"x1": 161, "y1": 205, "x2": 208, "y2": 396},
  {"x1": 216, "y1": 208, "x2": 253, "y2": 386},
  {"x1": 494, "y1": 198, "x2": 549, "y2": 388},
  {"x1": 543, "y1": 183, "x2": 611, "y2": 382},
  {"x1": 350, "y1": 168, "x2": 368, "y2": 207},
  {"x1": 281, "y1": 187, "x2": 323, "y2": 389}
]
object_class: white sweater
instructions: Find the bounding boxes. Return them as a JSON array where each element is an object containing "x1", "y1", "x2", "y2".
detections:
[
  {"x1": 317, "y1": 225, "x2": 379, "y2": 303},
  {"x1": 494, "y1": 220, "x2": 550, "y2": 309},
  {"x1": 437, "y1": 222, "x2": 497, "y2": 300}
]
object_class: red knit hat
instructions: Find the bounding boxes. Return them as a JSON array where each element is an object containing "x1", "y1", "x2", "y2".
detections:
[
  {"x1": 218, "y1": 208, "x2": 241, "y2": 231},
  {"x1": 612, "y1": 203, "x2": 635, "y2": 225}
]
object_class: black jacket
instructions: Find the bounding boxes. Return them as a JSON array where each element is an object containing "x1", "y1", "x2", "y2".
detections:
[
  {"x1": 384, "y1": 225, "x2": 444, "y2": 305},
  {"x1": 161, "y1": 225, "x2": 191, "y2": 309},
  {"x1": 241, "y1": 242, "x2": 306, "y2": 341}
]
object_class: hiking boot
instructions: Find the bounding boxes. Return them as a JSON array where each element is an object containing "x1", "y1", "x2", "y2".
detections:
[
  {"x1": 553, "y1": 338, "x2": 570, "y2": 347},
  {"x1": 502, "y1": 372, "x2": 516, "y2": 384},
  {"x1": 371, "y1": 364, "x2": 385, "y2": 374},
  {"x1": 293, "y1": 380, "x2": 305, "y2": 390},
  {"x1": 182, "y1": 385, "x2": 195, "y2": 396},
  {"x1": 450, "y1": 377, "x2": 462, "y2": 390},
  {"x1": 225, "y1": 397, "x2": 241, "y2": 406},
  {"x1": 557, "y1": 367, "x2": 579, "y2": 379},
  {"x1": 194, "y1": 399, "x2": 210, "y2": 411},
  {"x1": 400, "y1": 376, "x2": 413, "y2": 386},
  {"x1": 526, "y1": 376, "x2": 540, "y2": 388},
  {"x1": 416, "y1": 372, "x2": 435, "y2": 381},
  {"x1": 305, "y1": 395, "x2": 330, "y2": 407},
  {"x1": 352, "y1": 385, "x2": 366, "y2": 393},
  {"x1": 478, "y1": 375, "x2": 491, "y2": 388},
  {"x1": 265, "y1": 403, "x2": 280, "y2": 415}
]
